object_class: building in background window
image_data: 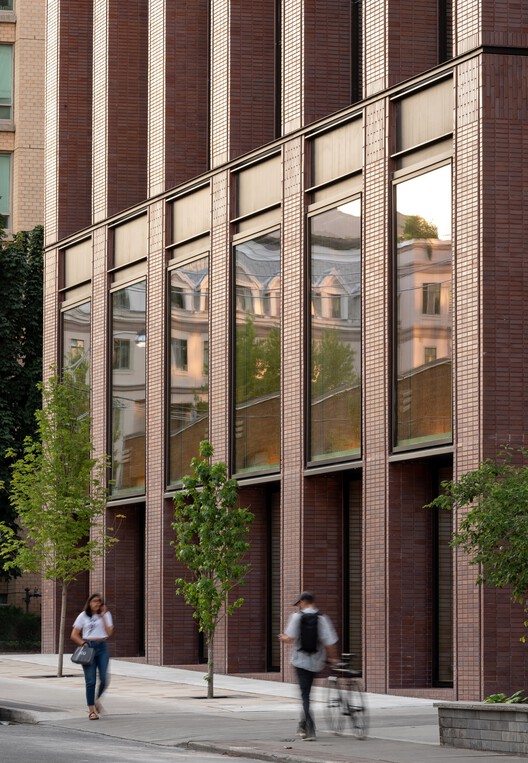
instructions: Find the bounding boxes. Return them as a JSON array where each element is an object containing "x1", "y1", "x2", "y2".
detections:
[
  {"x1": 168, "y1": 256, "x2": 209, "y2": 485},
  {"x1": 395, "y1": 164, "x2": 452, "y2": 449},
  {"x1": 234, "y1": 230, "x2": 280, "y2": 475},
  {"x1": 309, "y1": 199, "x2": 361, "y2": 463},
  {"x1": 111, "y1": 281, "x2": 146, "y2": 496}
]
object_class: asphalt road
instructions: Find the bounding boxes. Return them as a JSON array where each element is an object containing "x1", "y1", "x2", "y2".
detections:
[{"x1": 0, "y1": 722, "x2": 262, "y2": 763}]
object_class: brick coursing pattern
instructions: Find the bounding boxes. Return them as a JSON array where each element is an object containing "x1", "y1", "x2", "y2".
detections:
[{"x1": 438, "y1": 703, "x2": 528, "y2": 755}]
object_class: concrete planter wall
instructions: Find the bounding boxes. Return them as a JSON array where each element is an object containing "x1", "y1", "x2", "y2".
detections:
[{"x1": 436, "y1": 702, "x2": 528, "y2": 756}]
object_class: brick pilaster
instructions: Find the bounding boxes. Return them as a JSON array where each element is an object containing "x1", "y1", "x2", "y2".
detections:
[
  {"x1": 363, "y1": 97, "x2": 390, "y2": 693},
  {"x1": 280, "y1": 136, "x2": 304, "y2": 681},
  {"x1": 145, "y1": 200, "x2": 165, "y2": 663},
  {"x1": 209, "y1": 170, "x2": 230, "y2": 672},
  {"x1": 210, "y1": 0, "x2": 230, "y2": 168},
  {"x1": 44, "y1": 0, "x2": 59, "y2": 245},
  {"x1": 90, "y1": 226, "x2": 108, "y2": 591},
  {"x1": 148, "y1": 0, "x2": 166, "y2": 198},
  {"x1": 92, "y1": 0, "x2": 109, "y2": 223}
]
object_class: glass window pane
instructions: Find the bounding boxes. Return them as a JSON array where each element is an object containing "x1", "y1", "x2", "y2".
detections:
[
  {"x1": 309, "y1": 200, "x2": 361, "y2": 462},
  {"x1": 0, "y1": 153, "x2": 10, "y2": 227},
  {"x1": 0, "y1": 1, "x2": 14, "y2": 10},
  {"x1": 234, "y1": 230, "x2": 280, "y2": 474},
  {"x1": 169, "y1": 256, "x2": 209, "y2": 485},
  {"x1": 111, "y1": 281, "x2": 146, "y2": 495},
  {"x1": 395, "y1": 164, "x2": 452, "y2": 448},
  {"x1": 62, "y1": 302, "x2": 91, "y2": 384},
  {"x1": 0, "y1": 45, "x2": 12, "y2": 120}
]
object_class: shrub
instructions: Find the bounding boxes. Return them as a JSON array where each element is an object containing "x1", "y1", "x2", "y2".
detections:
[{"x1": 0, "y1": 604, "x2": 40, "y2": 645}]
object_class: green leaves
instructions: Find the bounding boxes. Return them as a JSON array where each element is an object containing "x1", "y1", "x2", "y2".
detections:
[
  {"x1": 172, "y1": 440, "x2": 254, "y2": 696},
  {"x1": 426, "y1": 448, "x2": 528, "y2": 629},
  {"x1": 0, "y1": 369, "x2": 117, "y2": 586},
  {"x1": 0, "y1": 226, "x2": 43, "y2": 573}
]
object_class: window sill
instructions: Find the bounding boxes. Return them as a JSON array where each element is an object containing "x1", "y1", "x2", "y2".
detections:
[
  {"x1": 0, "y1": 121, "x2": 14, "y2": 132},
  {"x1": 0, "y1": 11, "x2": 16, "y2": 22}
]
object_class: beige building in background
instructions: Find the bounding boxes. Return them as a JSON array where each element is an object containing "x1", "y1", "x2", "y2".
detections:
[
  {"x1": 0, "y1": 0, "x2": 44, "y2": 615},
  {"x1": 0, "y1": 0, "x2": 44, "y2": 234}
]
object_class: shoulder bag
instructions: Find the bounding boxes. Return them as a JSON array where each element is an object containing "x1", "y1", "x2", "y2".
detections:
[{"x1": 71, "y1": 643, "x2": 95, "y2": 666}]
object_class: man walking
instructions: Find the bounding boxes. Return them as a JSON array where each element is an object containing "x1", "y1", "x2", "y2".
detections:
[{"x1": 279, "y1": 591, "x2": 338, "y2": 741}]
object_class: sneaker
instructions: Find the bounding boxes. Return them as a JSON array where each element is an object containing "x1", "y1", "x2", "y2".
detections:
[
  {"x1": 303, "y1": 728, "x2": 317, "y2": 741},
  {"x1": 296, "y1": 724, "x2": 307, "y2": 738}
]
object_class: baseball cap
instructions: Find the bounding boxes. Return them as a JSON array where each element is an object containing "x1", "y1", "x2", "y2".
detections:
[{"x1": 293, "y1": 591, "x2": 314, "y2": 606}]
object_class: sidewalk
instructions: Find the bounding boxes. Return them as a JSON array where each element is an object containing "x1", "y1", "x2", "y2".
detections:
[{"x1": 0, "y1": 654, "x2": 523, "y2": 762}]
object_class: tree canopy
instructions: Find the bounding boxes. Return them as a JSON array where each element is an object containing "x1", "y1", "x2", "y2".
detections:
[
  {"x1": 0, "y1": 225, "x2": 43, "y2": 579},
  {"x1": 0, "y1": 368, "x2": 118, "y2": 675},
  {"x1": 426, "y1": 449, "x2": 528, "y2": 638},
  {"x1": 400, "y1": 214, "x2": 439, "y2": 241}
]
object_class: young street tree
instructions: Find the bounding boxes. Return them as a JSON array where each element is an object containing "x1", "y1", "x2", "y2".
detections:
[
  {"x1": 172, "y1": 440, "x2": 254, "y2": 698},
  {"x1": 0, "y1": 367, "x2": 119, "y2": 676},
  {"x1": 427, "y1": 449, "x2": 528, "y2": 638}
]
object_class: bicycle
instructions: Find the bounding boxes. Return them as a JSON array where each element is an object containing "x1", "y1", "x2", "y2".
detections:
[{"x1": 325, "y1": 653, "x2": 368, "y2": 738}]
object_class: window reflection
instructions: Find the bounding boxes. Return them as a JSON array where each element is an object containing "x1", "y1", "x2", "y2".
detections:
[
  {"x1": 62, "y1": 301, "x2": 91, "y2": 385},
  {"x1": 395, "y1": 165, "x2": 452, "y2": 448},
  {"x1": 168, "y1": 256, "x2": 209, "y2": 484},
  {"x1": 309, "y1": 200, "x2": 361, "y2": 462},
  {"x1": 234, "y1": 230, "x2": 280, "y2": 474},
  {"x1": 111, "y1": 281, "x2": 146, "y2": 494}
]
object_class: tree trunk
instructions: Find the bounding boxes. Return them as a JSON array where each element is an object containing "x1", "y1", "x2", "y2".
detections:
[
  {"x1": 57, "y1": 583, "x2": 67, "y2": 678},
  {"x1": 207, "y1": 633, "x2": 214, "y2": 698}
]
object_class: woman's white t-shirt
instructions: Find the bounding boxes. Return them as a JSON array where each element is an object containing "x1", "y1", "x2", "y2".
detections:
[{"x1": 72, "y1": 611, "x2": 113, "y2": 640}]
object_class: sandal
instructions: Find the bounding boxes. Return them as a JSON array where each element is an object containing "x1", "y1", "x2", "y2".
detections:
[
  {"x1": 88, "y1": 711, "x2": 99, "y2": 720},
  {"x1": 95, "y1": 700, "x2": 104, "y2": 715}
]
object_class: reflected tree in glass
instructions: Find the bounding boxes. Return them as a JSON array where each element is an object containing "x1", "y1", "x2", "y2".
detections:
[
  {"x1": 169, "y1": 256, "x2": 209, "y2": 484},
  {"x1": 309, "y1": 200, "x2": 361, "y2": 462},
  {"x1": 111, "y1": 281, "x2": 146, "y2": 495},
  {"x1": 234, "y1": 231, "x2": 280, "y2": 474},
  {"x1": 395, "y1": 164, "x2": 452, "y2": 448}
]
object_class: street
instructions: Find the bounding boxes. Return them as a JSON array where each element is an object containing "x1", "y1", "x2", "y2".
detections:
[{"x1": 0, "y1": 722, "x2": 261, "y2": 763}]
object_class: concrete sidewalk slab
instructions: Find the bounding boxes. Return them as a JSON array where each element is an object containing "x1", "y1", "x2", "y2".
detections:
[{"x1": 0, "y1": 655, "x2": 524, "y2": 763}]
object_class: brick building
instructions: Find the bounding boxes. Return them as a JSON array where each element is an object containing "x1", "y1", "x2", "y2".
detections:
[
  {"x1": 0, "y1": 0, "x2": 45, "y2": 614},
  {"x1": 43, "y1": 1, "x2": 528, "y2": 700}
]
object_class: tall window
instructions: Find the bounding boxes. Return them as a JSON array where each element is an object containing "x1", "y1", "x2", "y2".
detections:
[
  {"x1": 0, "y1": 45, "x2": 12, "y2": 120},
  {"x1": 0, "y1": 153, "x2": 11, "y2": 228},
  {"x1": 169, "y1": 256, "x2": 209, "y2": 485},
  {"x1": 309, "y1": 199, "x2": 361, "y2": 463},
  {"x1": 111, "y1": 281, "x2": 146, "y2": 495},
  {"x1": 62, "y1": 302, "x2": 91, "y2": 384},
  {"x1": 0, "y1": 1, "x2": 14, "y2": 10},
  {"x1": 234, "y1": 230, "x2": 280, "y2": 474},
  {"x1": 395, "y1": 164, "x2": 452, "y2": 449}
]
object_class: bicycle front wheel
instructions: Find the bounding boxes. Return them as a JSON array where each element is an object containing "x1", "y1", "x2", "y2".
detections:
[
  {"x1": 346, "y1": 683, "x2": 368, "y2": 739},
  {"x1": 325, "y1": 677, "x2": 345, "y2": 734}
]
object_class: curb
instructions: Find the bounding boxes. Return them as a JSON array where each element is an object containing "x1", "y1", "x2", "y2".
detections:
[
  {"x1": 0, "y1": 706, "x2": 40, "y2": 724},
  {"x1": 187, "y1": 741, "x2": 326, "y2": 763},
  {"x1": 186, "y1": 740, "x2": 369, "y2": 763},
  {"x1": 0, "y1": 703, "x2": 70, "y2": 725}
]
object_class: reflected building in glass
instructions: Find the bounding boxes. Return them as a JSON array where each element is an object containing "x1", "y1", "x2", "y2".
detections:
[{"x1": 43, "y1": 0, "x2": 528, "y2": 701}]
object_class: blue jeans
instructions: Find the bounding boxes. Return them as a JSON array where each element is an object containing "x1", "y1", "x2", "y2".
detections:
[
  {"x1": 296, "y1": 667, "x2": 316, "y2": 733},
  {"x1": 83, "y1": 640, "x2": 110, "y2": 707}
]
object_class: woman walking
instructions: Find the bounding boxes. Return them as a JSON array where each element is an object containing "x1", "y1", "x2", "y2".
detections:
[{"x1": 71, "y1": 593, "x2": 114, "y2": 720}]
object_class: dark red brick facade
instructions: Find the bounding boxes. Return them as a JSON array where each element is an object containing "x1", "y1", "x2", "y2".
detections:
[{"x1": 43, "y1": 1, "x2": 528, "y2": 700}]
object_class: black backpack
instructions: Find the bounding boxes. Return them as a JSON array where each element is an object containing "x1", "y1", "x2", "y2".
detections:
[{"x1": 298, "y1": 611, "x2": 320, "y2": 654}]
